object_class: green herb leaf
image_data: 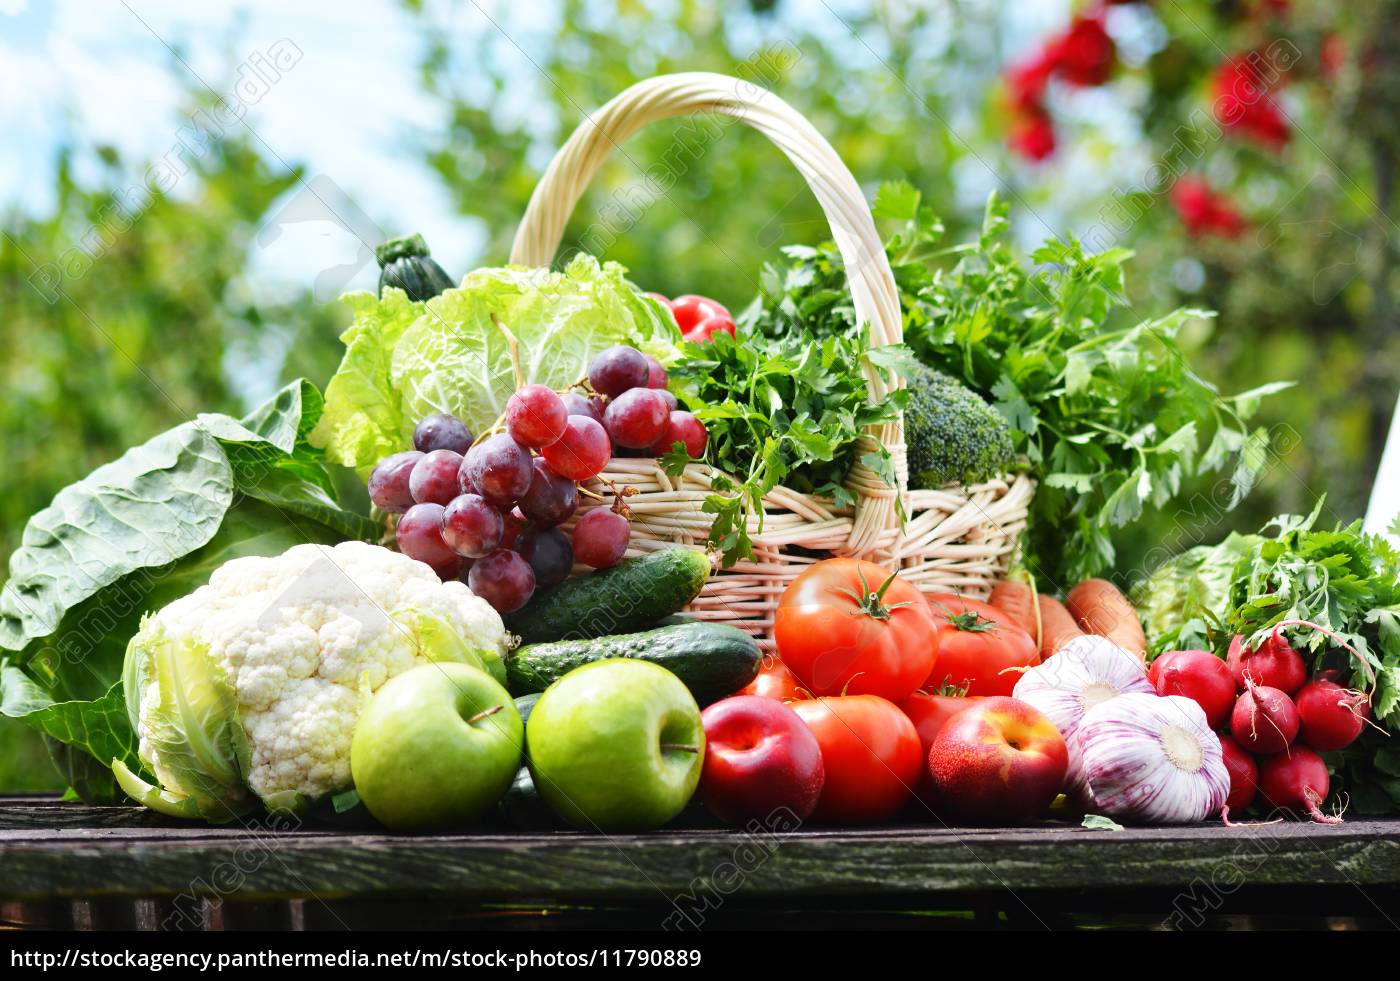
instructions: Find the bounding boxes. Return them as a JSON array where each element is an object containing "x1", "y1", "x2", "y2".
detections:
[{"x1": 1081, "y1": 814, "x2": 1125, "y2": 832}]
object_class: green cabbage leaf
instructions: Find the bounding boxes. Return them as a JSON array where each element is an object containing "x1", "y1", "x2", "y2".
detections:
[{"x1": 311, "y1": 255, "x2": 680, "y2": 476}]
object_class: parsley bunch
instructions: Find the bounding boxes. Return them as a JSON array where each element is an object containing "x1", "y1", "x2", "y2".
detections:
[
  {"x1": 666, "y1": 330, "x2": 911, "y2": 567},
  {"x1": 747, "y1": 181, "x2": 1289, "y2": 586}
]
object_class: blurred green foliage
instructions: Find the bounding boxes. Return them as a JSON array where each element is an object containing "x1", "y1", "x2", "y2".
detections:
[
  {"x1": 0, "y1": 111, "x2": 343, "y2": 790},
  {"x1": 2, "y1": 0, "x2": 1396, "y2": 791}
]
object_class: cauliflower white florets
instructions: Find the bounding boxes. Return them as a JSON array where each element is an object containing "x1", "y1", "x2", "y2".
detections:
[{"x1": 132, "y1": 541, "x2": 508, "y2": 806}]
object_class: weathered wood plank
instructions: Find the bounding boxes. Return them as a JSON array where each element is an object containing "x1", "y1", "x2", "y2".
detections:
[{"x1": 3, "y1": 812, "x2": 1400, "y2": 905}]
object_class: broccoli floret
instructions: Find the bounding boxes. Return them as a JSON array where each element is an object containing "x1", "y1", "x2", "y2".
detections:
[{"x1": 903, "y1": 362, "x2": 1015, "y2": 489}]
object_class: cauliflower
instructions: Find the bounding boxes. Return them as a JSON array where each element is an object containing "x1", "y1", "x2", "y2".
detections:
[{"x1": 112, "y1": 541, "x2": 509, "y2": 821}]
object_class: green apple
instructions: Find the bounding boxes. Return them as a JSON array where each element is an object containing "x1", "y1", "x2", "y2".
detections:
[
  {"x1": 526, "y1": 659, "x2": 704, "y2": 831},
  {"x1": 351, "y1": 663, "x2": 522, "y2": 831}
]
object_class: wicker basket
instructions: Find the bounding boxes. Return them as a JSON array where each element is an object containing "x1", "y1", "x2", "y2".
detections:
[{"x1": 510, "y1": 73, "x2": 1034, "y2": 648}]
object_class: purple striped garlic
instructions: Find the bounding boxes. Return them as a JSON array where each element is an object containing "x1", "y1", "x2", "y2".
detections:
[
  {"x1": 1077, "y1": 692, "x2": 1230, "y2": 824},
  {"x1": 1012, "y1": 635, "x2": 1154, "y2": 802}
]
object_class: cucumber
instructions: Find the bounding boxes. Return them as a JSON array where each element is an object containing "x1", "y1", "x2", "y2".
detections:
[
  {"x1": 496, "y1": 765, "x2": 559, "y2": 830},
  {"x1": 504, "y1": 548, "x2": 711, "y2": 645},
  {"x1": 506, "y1": 620, "x2": 760, "y2": 705},
  {"x1": 513, "y1": 692, "x2": 541, "y2": 725}
]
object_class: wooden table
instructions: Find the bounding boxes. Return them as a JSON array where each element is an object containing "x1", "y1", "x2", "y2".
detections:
[{"x1": 3, "y1": 796, "x2": 1399, "y2": 931}]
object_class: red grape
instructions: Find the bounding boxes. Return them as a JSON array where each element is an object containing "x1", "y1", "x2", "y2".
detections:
[
  {"x1": 506, "y1": 384, "x2": 567, "y2": 449},
  {"x1": 396, "y1": 502, "x2": 457, "y2": 570},
  {"x1": 657, "y1": 389, "x2": 678, "y2": 412},
  {"x1": 413, "y1": 412, "x2": 473, "y2": 454},
  {"x1": 502, "y1": 507, "x2": 529, "y2": 549},
  {"x1": 645, "y1": 356, "x2": 667, "y2": 389},
  {"x1": 573, "y1": 508, "x2": 630, "y2": 568},
  {"x1": 441, "y1": 493, "x2": 505, "y2": 558},
  {"x1": 368, "y1": 451, "x2": 423, "y2": 513},
  {"x1": 409, "y1": 449, "x2": 465, "y2": 506},
  {"x1": 541, "y1": 416, "x2": 611, "y2": 480},
  {"x1": 519, "y1": 457, "x2": 578, "y2": 527},
  {"x1": 646, "y1": 410, "x2": 708, "y2": 458},
  {"x1": 515, "y1": 526, "x2": 573, "y2": 587},
  {"x1": 462, "y1": 434, "x2": 533, "y2": 508},
  {"x1": 426, "y1": 556, "x2": 463, "y2": 581},
  {"x1": 603, "y1": 388, "x2": 668, "y2": 449},
  {"x1": 560, "y1": 392, "x2": 602, "y2": 422},
  {"x1": 588, "y1": 345, "x2": 649, "y2": 398},
  {"x1": 670, "y1": 294, "x2": 730, "y2": 332},
  {"x1": 468, "y1": 547, "x2": 536, "y2": 614}
]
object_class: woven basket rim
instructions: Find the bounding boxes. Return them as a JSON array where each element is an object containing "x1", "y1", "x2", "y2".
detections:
[{"x1": 508, "y1": 72, "x2": 909, "y2": 557}]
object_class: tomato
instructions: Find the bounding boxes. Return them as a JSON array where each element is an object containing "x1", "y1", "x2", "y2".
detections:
[
  {"x1": 683, "y1": 315, "x2": 736, "y2": 343},
  {"x1": 791, "y1": 695, "x2": 922, "y2": 824},
  {"x1": 899, "y1": 691, "x2": 987, "y2": 765},
  {"x1": 923, "y1": 593, "x2": 1038, "y2": 697},
  {"x1": 643, "y1": 291, "x2": 672, "y2": 308},
  {"x1": 740, "y1": 655, "x2": 805, "y2": 700},
  {"x1": 669, "y1": 294, "x2": 731, "y2": 332},
  {"x1": 775, "y1": 559, "x2": 937, "y2": 702}
]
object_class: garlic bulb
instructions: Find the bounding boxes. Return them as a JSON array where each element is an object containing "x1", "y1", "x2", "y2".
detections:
[
  {"x1": 1077, "y1": 692, "x2": 1230, "y2": 824},
  {"x1": 1012, "y1": 635, "x2": 1154, "y2": 800}
]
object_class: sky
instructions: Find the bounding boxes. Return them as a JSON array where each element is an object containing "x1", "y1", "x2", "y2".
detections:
[{"x1": 0, "y1": 0, "x2": 474, "y2": 297}]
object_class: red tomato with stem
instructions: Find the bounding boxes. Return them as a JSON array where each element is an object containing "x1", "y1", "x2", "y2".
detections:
[
  {"x1": 791, "y1": 695, "x2": 922, "y2": 824},
  {"x1": 923, "y1": 594, "x2": 1038, "y2": 697},
  {"x1": 775, "y1": 559, "x2": 937, "y2": 702}
]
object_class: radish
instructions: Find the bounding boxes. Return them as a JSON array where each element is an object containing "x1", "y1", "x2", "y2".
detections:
[
  {"x1": 1230, "y1": 683, "x2": 1299, "y2": 754},
  {"x1": 1151, "y1": 650, "x2": 1235, "y2": 729},
  {"x1": 1227, "y1": 631, "x2": 1307, "y2": 694},
  {"x1": 1147, "y1": 649, "x2": 1183, "y2": 689},
  {"x1": 1227, "y1": 631, "x2": 1306, "y2": 695},
  {"x1": 1218, "y1": 733, "x2": 1258, "y2": 812},
  {"x1": 1258, "y1": 747, "x2": 1342, "y2": 823},
  {"x1": 1296, "y1": 674, "x2": 1370, "y2": 751}
]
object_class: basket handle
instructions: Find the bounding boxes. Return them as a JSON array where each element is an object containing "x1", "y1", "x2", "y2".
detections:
[{"x1": 510, "y1": 72, "x2": 905, "y2": 554}]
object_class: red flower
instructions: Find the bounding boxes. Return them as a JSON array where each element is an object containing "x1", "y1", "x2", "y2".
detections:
[
  {"x1": 1320, "y1": 33, "x2": 1344, "y2": 81},
  {"x1": 1050, "y1": 14, "x2": 1116, "y2": 87},
  {"x1": 1171, "y1": 177, "x2": 1245, "y2": 238},
  {"x1": 1008, "y1": 113, "x2": 1057, "y2": 162},
  {"x1": 1006, "y1": 49, "x2": 1056, "y2": 113},
  {"x1": 1212, "y1": 53, "x2": 1291, "y2": 149}
]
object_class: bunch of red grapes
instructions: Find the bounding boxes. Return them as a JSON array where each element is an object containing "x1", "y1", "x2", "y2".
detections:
[{"x1": 366, "y1": 343, "x2": 708, "y2": 615}]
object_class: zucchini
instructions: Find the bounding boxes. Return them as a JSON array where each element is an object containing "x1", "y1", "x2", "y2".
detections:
[
  {"x1": 376, "y1": 233, "x2": 454, "y2": 301},
  {"x1": 504, "y1": 548, "x2": 711, "y2": 645},
  {"x1": 506, "y1": 620, "x2": 760, "y2": 706}
]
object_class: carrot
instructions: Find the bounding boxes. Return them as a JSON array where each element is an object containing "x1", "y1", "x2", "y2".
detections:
[
  {"x1": 1036, "y1": 595, "x2": 1082, "y2": 660},
  {"x1": 1066, "y1": 578, "x2": 1147, "y2": 660},
  {"x1": 989, "y1": 580, "x2": 1037, "y2": 636}
]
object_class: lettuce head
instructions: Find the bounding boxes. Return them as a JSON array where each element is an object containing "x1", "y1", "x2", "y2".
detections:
[{"x1": 312, "y1": 255, "x2": 680, "y2": 475}]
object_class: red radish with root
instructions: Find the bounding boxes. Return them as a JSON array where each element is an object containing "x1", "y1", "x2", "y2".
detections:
[
  {"x1": 1227, "y1": 631, "x2": 1306, "y2": 695},
  {"x1": 1218, "y1": 733, "x2": 1259, "y2": 813},
  {"x1": 1258, "y1": 747, "x2": 1343, "y2": 824},
  {"x1": 1296, "y1": 673, "x2": 1371, "y2": 752},
  {"x1": 1151, "y1": 650, "x2": 1236, "y2": 729},
  {"x1": 1230, "y1": 682, "x2": 1299, "y2": 754}
]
